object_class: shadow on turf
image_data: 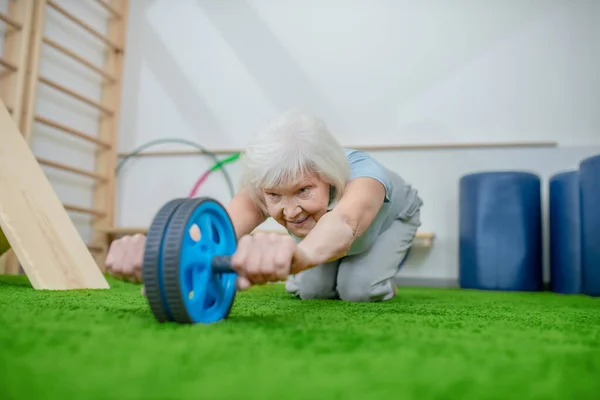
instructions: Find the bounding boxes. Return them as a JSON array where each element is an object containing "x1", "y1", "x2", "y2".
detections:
[{"x1": 0, "y1": 275, "x2": 34, "y2": 288}]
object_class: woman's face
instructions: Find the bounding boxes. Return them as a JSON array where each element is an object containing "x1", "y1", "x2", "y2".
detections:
[{"x1": 262, "y1": 171, "x2": 331, "y2": 237}]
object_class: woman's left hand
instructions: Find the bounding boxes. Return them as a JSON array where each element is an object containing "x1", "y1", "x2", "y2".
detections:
[{"x1": 231, "y1": 232, "x2": 312, "y2": 290}]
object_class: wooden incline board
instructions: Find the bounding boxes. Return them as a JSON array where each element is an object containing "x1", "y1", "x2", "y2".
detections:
[{"x1": 0, "y1": 98, "x2": 109, "y2": 289}]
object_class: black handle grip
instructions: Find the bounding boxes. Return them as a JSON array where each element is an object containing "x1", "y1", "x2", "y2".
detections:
[{"x1": 211, "y1": 255, "x2": 235, "y2": 274}]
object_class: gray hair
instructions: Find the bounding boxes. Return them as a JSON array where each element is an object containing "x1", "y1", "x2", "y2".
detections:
[{"x1": 238, "y1": 109, "x2": 349, "y2": 215}]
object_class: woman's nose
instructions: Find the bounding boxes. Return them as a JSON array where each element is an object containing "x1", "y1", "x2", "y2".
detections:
[{"x1": 283, "y1": 202, "x2": 301, "y2": 219}]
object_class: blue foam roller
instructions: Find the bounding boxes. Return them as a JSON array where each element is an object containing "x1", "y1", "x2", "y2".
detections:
[
  {"x1": 549, "y1": 171, "x2": 582, "y2": 294},
  {"x1": 459, "y1": 171, "x2": 543, "y2": 291},
  {"x1": 580, "y1": 154, "x2": 600, "y2": 296}
]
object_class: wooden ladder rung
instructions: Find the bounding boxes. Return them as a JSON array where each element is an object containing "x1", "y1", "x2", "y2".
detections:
[
  {"x1": 39, "y1": 76, "x2": 114, "y2": 115},
  {"x1": 35, "y1": 115, "x2": 112, "y2": 148},
  {"x1": 46, "y1": 0, "x2": 122, "y2": 52},
  {"x1": 0, "y1": 56, "x2": 18, "y2": 72},
  {"x1": 416, "y1": 232, "x2": 435, "y2": 240},
  {"x1": 0, "y1": 11, "x2": 23, "y2": 30},
  {"x1": 63, "y1": 203, "x2": 106, "y2": 218},
  {"x1": 87, "y1": 243, "x2": 106, "y2": 253},
  {"x1": 43, "y1": 37, "x2": 117, "y2": 83},
  {"x1": 37, "y1": 156, "x2": 108, "y2": 182},
  {"x1": 91, "y1": 0, "x2": 122, "y2": 20},
  {"x1": 97, "y1": 227, "x2": 148, "y2": 235},
  {"x1": 415, "y1": 232, "x2": 435, "y2": 247}
]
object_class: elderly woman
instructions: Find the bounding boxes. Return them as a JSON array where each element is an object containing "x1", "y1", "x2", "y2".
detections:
[{"x1": 106, "y1": 110, "x2": 423, "y2": 302}]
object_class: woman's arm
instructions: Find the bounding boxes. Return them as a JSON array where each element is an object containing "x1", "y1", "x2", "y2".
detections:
[
  {"x1": 104, "y1": 190, "x2": 265, "y2": 284},
  {"x1": 294, "y1": 177, "x2": 386, "y2": 271},
  {"x1": 225, "y1": 189, "x2": 268, "y2": 239}
]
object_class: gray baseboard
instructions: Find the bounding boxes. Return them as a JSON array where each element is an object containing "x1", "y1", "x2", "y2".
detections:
[{"x1": 393, "y1": 276, "x2": 459, "y2": 288}]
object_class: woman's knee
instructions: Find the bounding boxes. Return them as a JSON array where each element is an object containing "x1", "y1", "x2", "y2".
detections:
[
  {"x1": 337, "y1": 277, "x2": 395, "y2": 302},
  {"x1": 285, "y1": 273, "x2": 337, "y2": 300},
  {"x1": 298, "y1": 284, "x2": 337, "y2": 300}
]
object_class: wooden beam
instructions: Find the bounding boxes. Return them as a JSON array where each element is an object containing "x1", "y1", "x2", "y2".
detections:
[
  {"x1": 246, "y1": 229, "x2": 435, "y2": 246},
  {"x1": 20, "y1": 0, "x2": 47, "y2": 143},
  {"x1": 97, "y1": 226, "x2": 147, "y2": 235},
  {"x1": 116, "y1": 141, "x2": 559, "y2": 158},
  {"x1": 0, "y1": 0, "x2": 36, "y2": 274},
  {"x1": 0, "y1": 98, "x2": 109, "y2": 289},
  {"x1": 0, "y1": 0, "x2": 34, "y2": 129},
  {"x1": 97, "y1": 226, "x2": 436, "y2": 251},
  {"x1": 91, "y1": 0, "x2": 128, "y2": 270}
]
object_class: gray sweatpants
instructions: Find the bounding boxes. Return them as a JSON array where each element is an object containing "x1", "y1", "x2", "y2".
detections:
[{"x1": 286, "y1": 211, "x2": 421, "y2": 302}]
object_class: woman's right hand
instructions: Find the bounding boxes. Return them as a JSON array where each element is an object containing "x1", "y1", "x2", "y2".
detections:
[
  {"x1": 105, "y1": 234, "x2": 146, "y2": 284},
  {"x1": 231, "y1": 232, "x2": 310, "y2": 290}
]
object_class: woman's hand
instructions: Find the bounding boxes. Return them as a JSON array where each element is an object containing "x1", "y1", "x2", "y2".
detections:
[
  {"x1": 105, "y1": 234, "x2": 146, "y2": 284},
  {"x1": 231, "y1": 232, "x2": 312, "y2": 290}
]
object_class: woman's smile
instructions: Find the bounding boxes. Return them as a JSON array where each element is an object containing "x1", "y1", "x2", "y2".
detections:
[{"x1": 288, "y1": 215, "x2": 309, "y2": 228}]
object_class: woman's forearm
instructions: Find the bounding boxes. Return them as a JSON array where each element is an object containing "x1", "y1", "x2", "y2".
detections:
[
  {"x1": 296, "y1": 211, "x2": 355, "y2": 270},
  {"x1": 295, "y1": 177, "x2": 386, "y2": 272}
]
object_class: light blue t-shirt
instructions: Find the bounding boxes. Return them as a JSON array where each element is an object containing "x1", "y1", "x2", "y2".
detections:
[{"x1": 291, "y1": 149, "x2": 423, "y2": 256}]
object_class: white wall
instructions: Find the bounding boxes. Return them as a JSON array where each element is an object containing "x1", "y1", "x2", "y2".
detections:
[
  {"x1": 0, "y1": 0, "x2": 111, "y2": 244},
  {"x1": 118, "y1": 0, "x2": 600, "y2": 150},
  {"x1": 115, "y1": 0, "x2": 600, "y2": 285}
]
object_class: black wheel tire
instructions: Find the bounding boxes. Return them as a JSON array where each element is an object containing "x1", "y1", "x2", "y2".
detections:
[{"x1": 142, "y1": 198, "x2": 187, "y2": 323}]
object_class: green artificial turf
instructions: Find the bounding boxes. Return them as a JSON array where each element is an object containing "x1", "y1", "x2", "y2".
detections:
[{"x1": 1, "y1": 275, "x2": 599, "y2": 399}]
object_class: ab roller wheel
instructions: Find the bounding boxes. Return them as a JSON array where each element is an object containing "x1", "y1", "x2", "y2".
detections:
[{"x1": 142, "y1": 197, "x2": 239, "y2": 324}]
